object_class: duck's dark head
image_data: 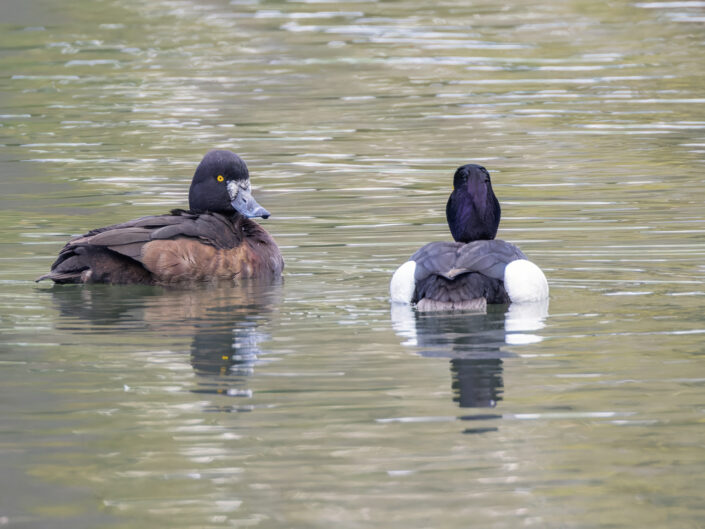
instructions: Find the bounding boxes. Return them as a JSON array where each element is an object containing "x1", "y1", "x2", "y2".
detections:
[
  {"x1": 188, "y1": 150, "x2": 270, "y2": 218},
  {"x1": 445, "y1": 164, "x2": 500, "y2": 243}
]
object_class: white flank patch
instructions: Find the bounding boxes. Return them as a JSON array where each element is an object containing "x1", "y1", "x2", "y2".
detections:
[
  {"x1": 504, "y1": 259, "x2": 549, "y2": 303},
  {"x1": 390, "y1": 260, "x2": 417, "y2": 304}
]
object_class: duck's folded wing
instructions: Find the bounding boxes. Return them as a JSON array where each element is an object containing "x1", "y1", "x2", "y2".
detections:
[
  {"x1": 411, "y1": 240, "x2": 527, "y2": 282},
  {"x1": 67, "y1": 227, "x2": 153, "y2": 261},
  {"x1": 52, "y1": 212, "x2": 239, "y2": 267}
]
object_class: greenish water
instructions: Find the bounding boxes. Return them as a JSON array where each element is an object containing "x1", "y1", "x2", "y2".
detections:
[{"x1": 1, "y1": 0, "x2": 704, "y2": 527}]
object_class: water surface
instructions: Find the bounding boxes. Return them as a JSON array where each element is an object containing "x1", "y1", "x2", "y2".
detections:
[{"x1": 1, "y1": 0, "x2": 704, "y2": 527}]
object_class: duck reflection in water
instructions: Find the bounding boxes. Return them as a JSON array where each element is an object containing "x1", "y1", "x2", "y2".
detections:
[
  {"x1": 44, "y1": 282, "x2": 282, "y2": 412},
  {"x1": 189, "y1": 316, "x2": 273, "y2": 412},
  {"x1": 391, "y1": 301, "x2": 548, "y2": 432}
]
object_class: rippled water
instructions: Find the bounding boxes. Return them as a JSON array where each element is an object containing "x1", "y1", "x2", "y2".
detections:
[{"x1": 1, "y1": 0, "x2": 704, "y2": 527}]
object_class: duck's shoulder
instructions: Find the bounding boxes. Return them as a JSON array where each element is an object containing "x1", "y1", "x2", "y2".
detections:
[
  {"x1": 456, "y1": 239, "x2": 527, "y2": 278},
  {"x1": 152, "y1": 209, "x2": 242, "y2": 249},
  {"x1": 410, "y1": 239, "x2": 525, "y2": 281},
  {"x1": 410, "y1": 241, "x2": 464, "y2": 270}
]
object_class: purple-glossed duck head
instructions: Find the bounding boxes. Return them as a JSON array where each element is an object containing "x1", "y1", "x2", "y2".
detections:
[{"x1": 445, "y1": 164, "x2": 500, "y2": 243}]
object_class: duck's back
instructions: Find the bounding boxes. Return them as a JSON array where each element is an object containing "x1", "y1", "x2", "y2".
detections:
[
  {"x1": 391, "y1": 240, "x2": 530, "y2": 311},
  {"x1": 38, "y1": 210, "x2": 284, "y2": 285}
]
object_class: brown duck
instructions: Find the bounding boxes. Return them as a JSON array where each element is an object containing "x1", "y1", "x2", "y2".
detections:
[{"x1": 37, "y1": 150, "x2": 284, "y2": 285}]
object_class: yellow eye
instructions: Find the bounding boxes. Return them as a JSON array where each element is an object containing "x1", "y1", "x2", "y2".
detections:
[{"x1": 217, "y1": 175, "x2": 224, "y2": 182}]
